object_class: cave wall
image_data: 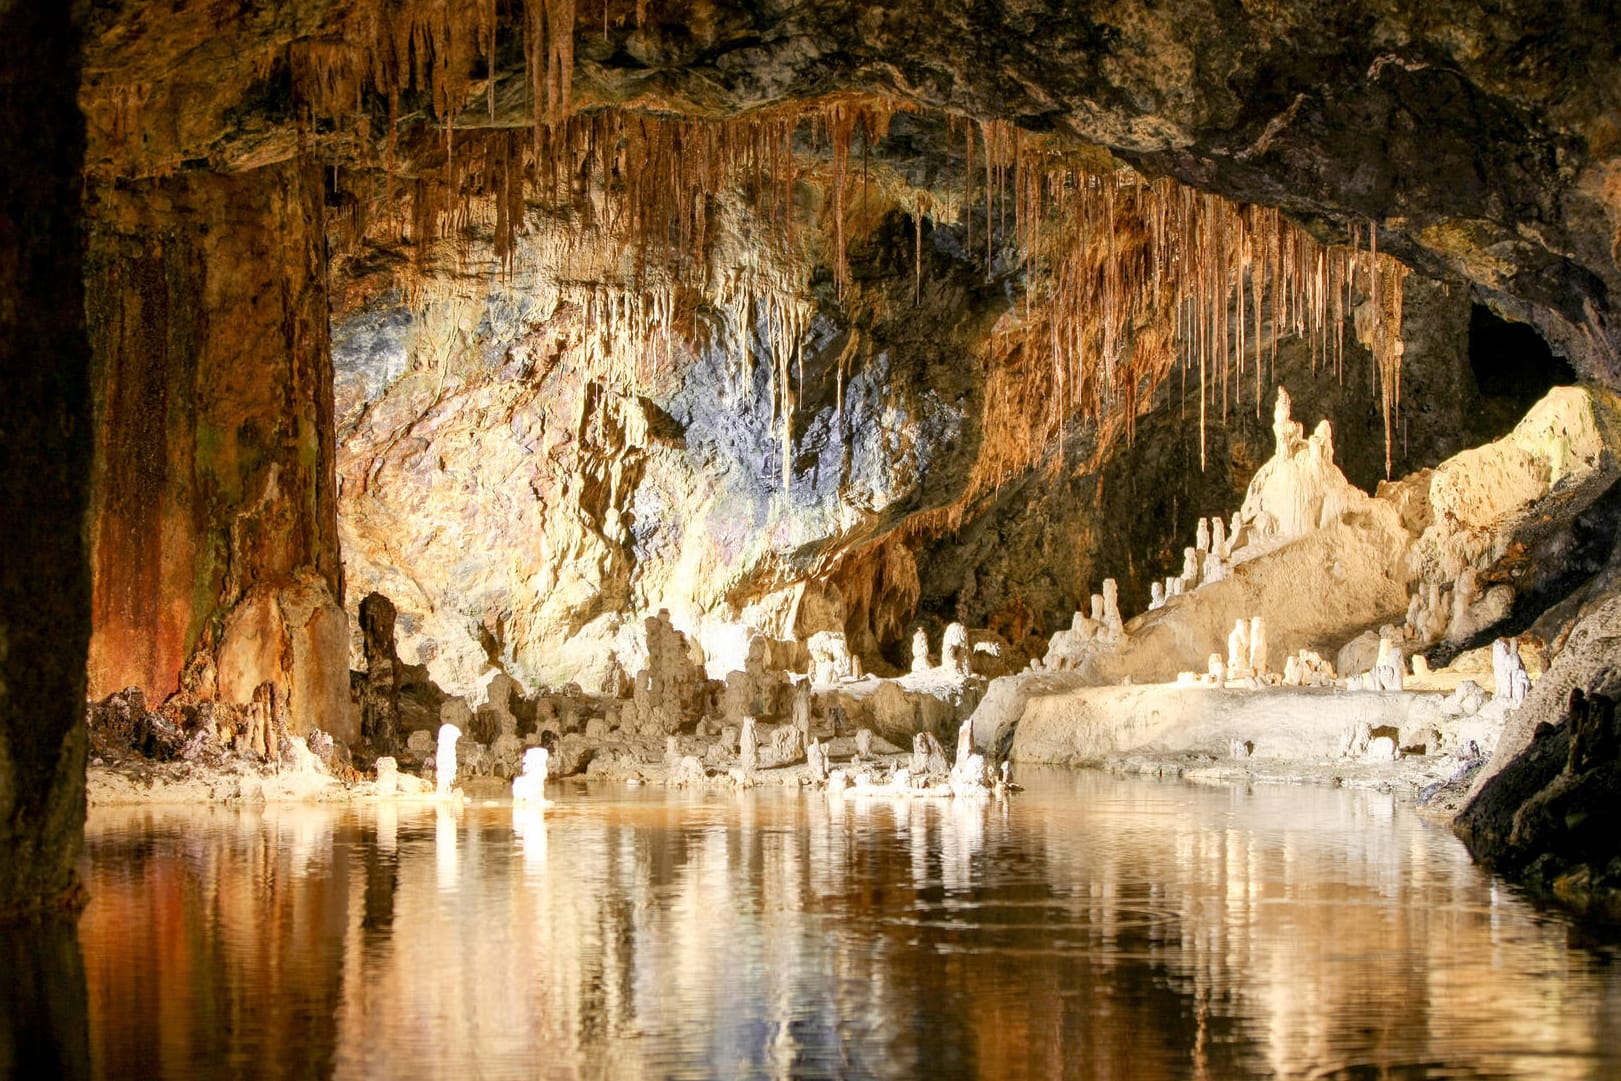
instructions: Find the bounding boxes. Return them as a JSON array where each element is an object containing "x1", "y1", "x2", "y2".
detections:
[
  {"x1": 913, "y1": 274, "x2": 1524, "y2": 637},
  {"x1": 332, "y1": 204, "x2": 1000, "y2": 694},
  {"x1": 84, "y1": 161, "x2": 351, "y2": 740},
  {"x1": 0, "y1": 3, "x2": 91, "y2": 917}
]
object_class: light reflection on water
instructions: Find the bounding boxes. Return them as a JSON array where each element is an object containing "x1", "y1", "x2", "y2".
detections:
[{"x1": 62, "y1": 770, "x2": 1621, "y2": 1080}]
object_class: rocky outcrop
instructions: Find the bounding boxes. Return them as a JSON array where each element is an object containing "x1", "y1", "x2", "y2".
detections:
[
  {"x1": 0, "y1": 4, "x2": 91, "y2": 919},
  {"x1": 84, "y1": 162, "x2": 348, "y2": 738}
]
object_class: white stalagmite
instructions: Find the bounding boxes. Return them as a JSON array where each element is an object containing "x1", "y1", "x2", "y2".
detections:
[
  {"x1": 435, "y1": 723, "x2": 462, "y2": 799},
  {"x1": 1148, "y1": 581, "x2": 1166, "y2": 611},
  {"x1": 1248, "y1": 616, "x2": 1268, "y2": 675},
  {"x1": 1196, "y1": 517, "x2": 1211, "y2": 553},
  {"x1": 512, "y1": 746, "x2": 552, "y2": 805},
  {"x1": 1492, "y1": 637, "x2": 1531, "y2": 707},
  {"x1": 1101, "y1": 580, "x2": 1123, "y2": 642},
  {"x1": 911, "y1": 627, "x2": 931, "y2": 673},
  {"x1": 941, "y1": 622, "x2": 972, "y2": 674},
  {"x1": 1226, "y1": 618, "x2": 1250, "y2": 677}
]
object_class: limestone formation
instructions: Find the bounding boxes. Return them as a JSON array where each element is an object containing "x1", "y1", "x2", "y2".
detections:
[
  {"x1": 911, "y1": 628, "x2": 931, "y2": 673},
  {"x1": 375, "y1": 756, "x2": 399, "y2": 797},
  {"x1": 435, "y1": 724, "x2": 462, "y2": 799},
  {"x1": 1248, "y1": 617, "x2": 1268, "y2": 677},
  {"x1": 806, "y1": 739, "x2": 829, "y2": 781},
  {"x1": 632, "y1": 612, "x2": 709, "y2": 735},
  {"x1": 1493, "y1": 638, "x2": 1532, "y2": 709},
  {"x1": 739, "y1": 717, "x2": 759, "y2": 774},
  {"x1": 1206, "y1": 654, "x2": 1226, "y2": 686},
  {"x1": 809, "y1": 631, "x2": 861, "y2": 685},
  {"x1": 1226, "y1": 620, "x2": 1251, "y2": 679},
  {"x1": 1373, "y1": 640, "x2": 1406, "y2": 693},
  {"x1": 1236, "y1": 389, "x2": 1366, "y2": 549},
  {"x1": 941, "y1": 622, "x2": 972, "y2": 675},
  {"x1": 1196, "y1": 518, "x2": 1211, "y2": 554},
  {"x1": 1211, "y1": 517, "x2": 1227, "y2": 561},
  {"x1": 1100, "y1": 581, "x2": 1124, "y2": 643},
  {"x1": 1181, "y1": 548, "x2": 1201, "y2": 591},
  {"x1": 1148, "y1": 581, "x2": 1166, "y2": 611},
  {"x1": 911, "y1": 732, "x2": 949, "y2": 777},
  {"x1": 359, "y1": 592, "x2": 402, "y2": 754},
  {"x1": 855, "y1": 728, "x2": 874, "y2": 760},
  {"x1": 512, "y1": 747, "x2": 551, "y2": 804}
]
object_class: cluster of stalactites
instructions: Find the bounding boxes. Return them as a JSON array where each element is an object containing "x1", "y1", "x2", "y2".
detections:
[{"x1": 924, "y1": 125, "x2": 1410, "y2": 526}]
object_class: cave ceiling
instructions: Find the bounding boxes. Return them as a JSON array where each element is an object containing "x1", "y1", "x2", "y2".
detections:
[
  {"x1": 72, "y1": 0, "x2": 1621, "y2": 693},
  {"x1": 80, "y1": 0, "x2": 1621, "y2": 379}
]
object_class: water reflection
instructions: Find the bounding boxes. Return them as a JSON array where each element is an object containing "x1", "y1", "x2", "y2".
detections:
[{"x1": 69, "y1": 772, "x2": 1621, "y2": 1080}]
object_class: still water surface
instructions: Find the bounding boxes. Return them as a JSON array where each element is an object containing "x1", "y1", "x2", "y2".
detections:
[{"x1": 57, "y1": 771, "x2": 1621, "y2": 1078}]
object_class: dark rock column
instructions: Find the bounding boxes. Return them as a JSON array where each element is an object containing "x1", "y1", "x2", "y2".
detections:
[
  {"x1": 84, "y1": 159, "x2": 352, "y2": 740},
  {"x1": 0, "y1": 2, "x2": 91, "y2": 917},
  {"x1": 359, "y1": 592, "x2": 401, "y2": 754}
]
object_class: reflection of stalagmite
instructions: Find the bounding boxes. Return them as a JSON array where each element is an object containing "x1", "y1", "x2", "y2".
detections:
[{"x1": 435, "y1": 805, "x2": 459, "y2": 891}]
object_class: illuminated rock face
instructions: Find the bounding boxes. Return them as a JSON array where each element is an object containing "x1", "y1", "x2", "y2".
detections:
[{"x1": 83, "y1": 163, "x2": 350, "y2": 741}]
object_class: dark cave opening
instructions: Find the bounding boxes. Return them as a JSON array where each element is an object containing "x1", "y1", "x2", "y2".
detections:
[{"x1": 1469, "y1": 304, "x2": 1576, "y2": 407}]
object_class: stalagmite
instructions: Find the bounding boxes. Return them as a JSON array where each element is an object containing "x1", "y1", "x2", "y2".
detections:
[
  {"x1": 855, "y1": 728, "x2": 874, "y2": 760},
  {"x1": 436, "y1": 723, "x2": 462, "y2": 798},
  {"x1": 1100, "y1": 579, "x2": 1124, "y2": 642},
  {"x1": 1211, "y1": 516, "x2": 1227, "y2": 559},
  {"x1": 1181, "y1": 547, "x2": 1201, "y2": 591},
  {"x1": 375, "y1": 756, "x2": 399, "y2": 797},
  {"x1": 1206, "y1": 654, "x2": 1226, "y2": 686},
  {"x1": 911, "y1": 627, "x2": 931, "y2": 673},
  {"x1": 911, "y1": 731, "x2": 948, "y2": 776},
  {"x1": 1374, "y1": 639, "x2": 1405, "y2": 692},
  {"x1": 1248, "y1": 616, "x2": 1268, "y2": 676},
  {"x1": 1148, "y1": 581, "x2": 1166, "y2": 611},
  {"x1": 1226, "y1": 619, "x2": 1251, "y2": 678},
  {"x1": 1492, "y1": 638, "x2": 1531, "y2": 708},
  {"x1": 512, "y1": 746, "x2": 551, "y2": 804},
  {"x1": 1196, "y1": 517, "x2": 1211, "y2": 553},
  {"x1": 941, "y1": 622, "x2": 972, "y2": 675},
  {"x1": 739, "y1": 716, "x2": 759, "y2": 774},
  {"x1": 806, "y1": 739, "x2": 829, "y2": 780}
]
